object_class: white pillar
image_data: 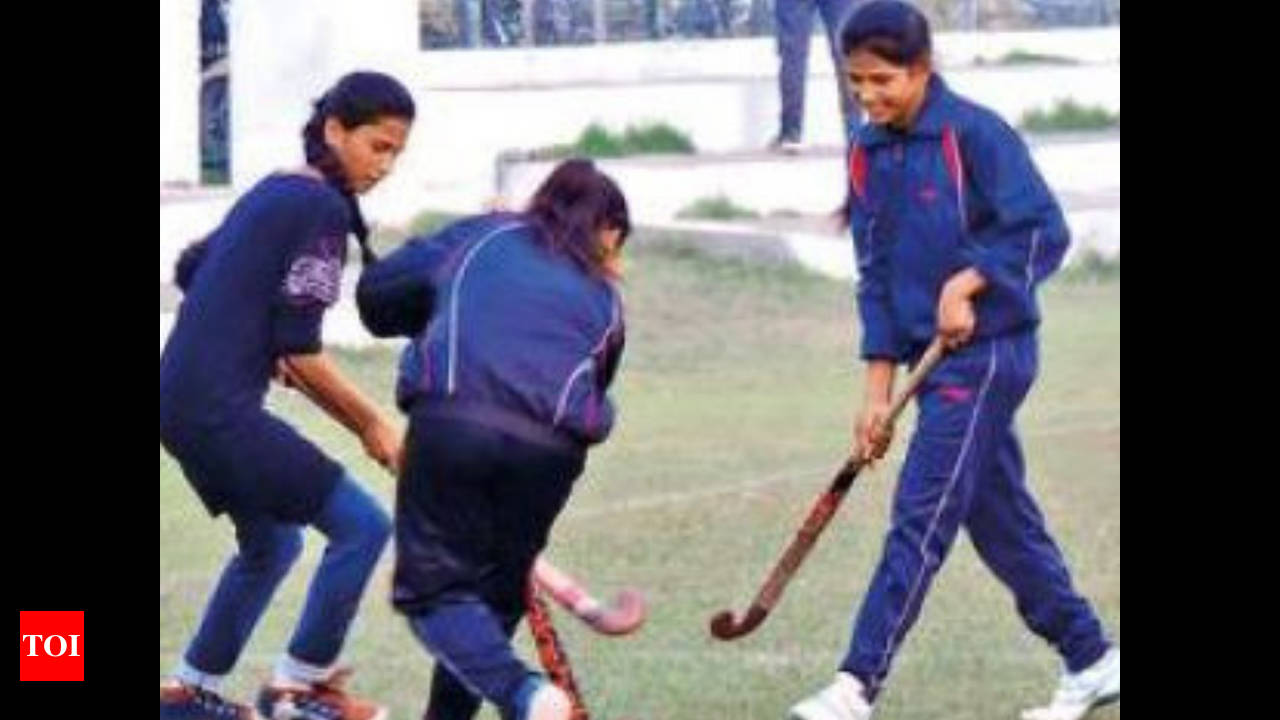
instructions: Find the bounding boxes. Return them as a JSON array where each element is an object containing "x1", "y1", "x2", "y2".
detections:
[{"x1": 159, "y1": 0, "x2": 200, "y2": 185}]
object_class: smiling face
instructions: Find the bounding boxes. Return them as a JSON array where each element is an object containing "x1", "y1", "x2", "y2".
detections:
[
  {"x1": 323, "y1": 115, "x2": 411, "y2": 195},
  {"x1": 845, "y1": 48, "x2": 932, "y2": 130}
]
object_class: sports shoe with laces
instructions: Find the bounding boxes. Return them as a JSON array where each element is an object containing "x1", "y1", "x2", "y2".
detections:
[
  {"x1": 255, "y1": 667, "x2": 387, "y2": 720},
  {"x1": 161, "y1": 679, "x2": 260, "y2": 720}
]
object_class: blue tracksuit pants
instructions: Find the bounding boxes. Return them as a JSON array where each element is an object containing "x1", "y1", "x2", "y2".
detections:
[{"x1": 840, "y1": 331, "x2": 1111, "y2": 700}]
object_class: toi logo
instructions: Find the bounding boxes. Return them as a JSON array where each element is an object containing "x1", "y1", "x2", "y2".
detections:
[{"x1": 19, "y1": 611, "x2": 84, "y2": 681}]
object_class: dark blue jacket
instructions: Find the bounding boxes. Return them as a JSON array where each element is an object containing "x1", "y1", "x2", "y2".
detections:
[
  {"x1": 848, "y1": 74, "x2": 1070, "y2": 361},
  {"x1": 357, "y1": 212, "x2": 624, "y2": 451}
]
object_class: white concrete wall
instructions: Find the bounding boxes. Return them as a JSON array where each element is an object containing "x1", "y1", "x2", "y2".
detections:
[
  {"x1": 159, "y1": 0, "x2": 199, "y2": 185},
  {"x1": 163, "y1": 6, "x2": 1118, "y2": 240},
  {"x1": 161, "y1": 15, "x2": 1119, "y2": 351},
  {"x1": 370, "y1": 27, "x2": 1119, "y2": 223},
  {"x1": 373, "y1": 58, "x2": 1119, "y2": 223},
  {"x1": 228, "y1": 0, "x2": 419, "y2": 189}
]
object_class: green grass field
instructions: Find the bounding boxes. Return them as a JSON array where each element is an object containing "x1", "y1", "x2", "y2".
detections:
[{"x1": 161, "y1": 237, "x2": 1119, "y2": 719}]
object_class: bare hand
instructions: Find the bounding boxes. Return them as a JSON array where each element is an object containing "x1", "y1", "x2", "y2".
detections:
[
  {"x1": 936, "y1": 290, "x2": 976, "y2": 350},
  {"x1": 361, "y1": 420, "x2": 402, "y2": 475},
  {"x1": 937, "y1": 269, "x2": 985, "y2": 350},
  {"x1": 854, "y1": 399, "x2": 894, "y2": 464}
]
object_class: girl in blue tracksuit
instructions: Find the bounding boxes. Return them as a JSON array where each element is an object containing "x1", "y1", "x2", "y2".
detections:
[
  {"x1": 160, "y1": 72, "x2": 414, "y2": 720},
  {"x1": 356, "y1": 159, "x2": 629, "y2": 720},
  {"x1": 788, "y1": 4, "x2": 1118, "y2": 720}
]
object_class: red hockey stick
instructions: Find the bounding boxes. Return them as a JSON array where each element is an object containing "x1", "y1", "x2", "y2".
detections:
[
  {"x1": 527, "y1": 581, "x2": 591, "y2": 720},
  {"x1": 708, "y1": 338, "x2": 947, "y2": 640}
]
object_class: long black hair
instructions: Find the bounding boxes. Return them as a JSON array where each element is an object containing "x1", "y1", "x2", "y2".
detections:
[
  {"x1": 525, "y1": 158, "x2": 631, "y2": 278},
  {"x1": 301, "y1": 70, "x2": 416, "y2": 265}
]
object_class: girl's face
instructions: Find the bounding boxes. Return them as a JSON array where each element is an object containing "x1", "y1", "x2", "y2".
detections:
[
  {"x1": 845, "y1": 49, "x2": 931, "y2": 130},
  {"x1": 598, "y1": 227, "x2": 625, "y2": 278},
  {"x1": 324, "y1": 115, "x2": 411, "y2": 195}
]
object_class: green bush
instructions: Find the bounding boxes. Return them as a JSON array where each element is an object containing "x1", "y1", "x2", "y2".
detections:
[
  {"x1": 620, "y1": 123, "x2": 696, "y2": 155},
  {"x1": 533, "y1": 122, "x2": 696, "y2": 159},
  {"x1": 1021, "y1": 99, "x2": 1119, "y2": 133},
  {"x1": 676, "y1": 194, "x2": 760, "y2": 221},
  {"x1": 988, "y1": 49, "x2": 1079, "y2": 66}
]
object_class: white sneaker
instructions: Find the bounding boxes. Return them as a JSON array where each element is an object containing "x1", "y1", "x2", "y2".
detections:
[
  {"x1": 787, "y1": 672, "x2": 874, "y2": 720},
  {"x1": 525, "y1": 680, "x2": 572, "y2": 720},
  {"x1": 1021, "y1": 647, "x2": 1120, "y2": 720}
]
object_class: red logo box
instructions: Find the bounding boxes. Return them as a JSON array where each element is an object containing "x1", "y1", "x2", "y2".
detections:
[{"x1": 19, "y1": 611, "x2": 84, "y2": 681}]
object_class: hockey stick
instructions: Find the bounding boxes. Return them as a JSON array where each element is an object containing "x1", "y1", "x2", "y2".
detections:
[
  {"x1": 532, "y1": 557, "x2": 647, "y2": 636},
  {"x1": 527, "y1": 581, "x2": 591, "y2": 720},
  {"x1": 708, "y1": 338, "x2": 947, "y2": 640}
]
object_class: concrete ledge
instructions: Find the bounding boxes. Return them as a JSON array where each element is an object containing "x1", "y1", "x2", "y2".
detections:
[{"x1": 496, "y1": 133, "x2": 1120, "y2": 249}]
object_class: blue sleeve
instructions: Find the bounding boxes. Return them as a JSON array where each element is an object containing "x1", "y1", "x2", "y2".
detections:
[
  {"x1": 355, "y1": 217, "x2": 480, "y2": 338},
  {"x1": 271, "y1": 196, "x2": 348, "y2": 356},
  {"x1": 849, "y1": 152, "x2": 899, "y2": 362},
  {"x1": 959, "y1": 117, "x2": 1071, "y2": 297}
]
